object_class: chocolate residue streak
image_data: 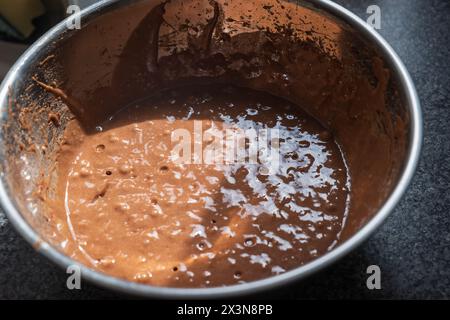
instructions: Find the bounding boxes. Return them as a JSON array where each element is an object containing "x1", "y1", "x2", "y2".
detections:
[
  {"x1": 5, "y1": 0, "x2": 409, "y2": 288},
  {"x1": 32, "y1": 77, "x2": 85, "y2": 119}
]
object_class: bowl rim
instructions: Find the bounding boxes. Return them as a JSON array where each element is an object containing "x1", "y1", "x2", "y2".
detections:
[{"x1": 0, "y1": 0, "x2": 422, "y2": 299}]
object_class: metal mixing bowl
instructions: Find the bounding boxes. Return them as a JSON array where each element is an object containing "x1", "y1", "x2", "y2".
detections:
[{"x1": 0, "y1": 0, "x2": 422, "y2": 298}]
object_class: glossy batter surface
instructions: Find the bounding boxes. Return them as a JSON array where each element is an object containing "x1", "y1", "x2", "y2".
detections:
[{"x1": 53, "y1": 85, "x2": 350, "y2": 287}]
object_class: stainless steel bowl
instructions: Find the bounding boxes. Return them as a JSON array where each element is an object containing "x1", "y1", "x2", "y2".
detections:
[{"x1": 0, "y1": 0, "x2": 422, "y2": 298}]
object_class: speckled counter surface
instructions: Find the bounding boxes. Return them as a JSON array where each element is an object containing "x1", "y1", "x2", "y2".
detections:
[{"x1": 0, "y1": 0, "x2": 449, "y2": 299}]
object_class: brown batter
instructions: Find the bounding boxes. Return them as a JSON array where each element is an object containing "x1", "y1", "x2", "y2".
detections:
[
  {"x1": 50, "y1": 85, "x2": 349, "y2": 286},
  {"x1": 5, "y1": 0, "x2": 408, "y2": 289}
]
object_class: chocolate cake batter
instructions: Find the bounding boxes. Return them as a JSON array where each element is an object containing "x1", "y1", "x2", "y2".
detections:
[
  {"x1": 8, "y1": 0, "x2": 407, "y2": 289},
  {"x1": 51, "y1": 85, "x2": 349, "y2": 286}
]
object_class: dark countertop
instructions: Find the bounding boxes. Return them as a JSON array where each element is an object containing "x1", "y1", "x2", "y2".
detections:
[{"x1": 0, "y1": 0, "x2": 449, "y2": 299}]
